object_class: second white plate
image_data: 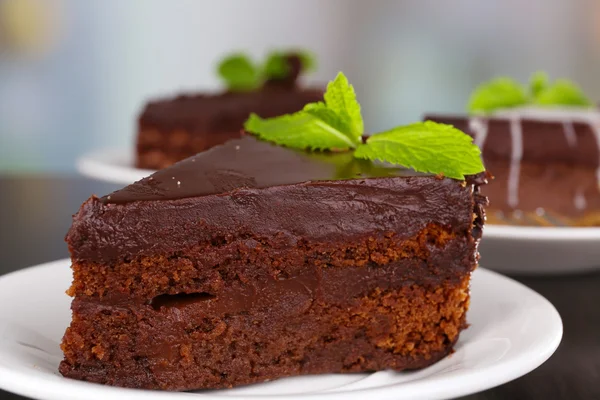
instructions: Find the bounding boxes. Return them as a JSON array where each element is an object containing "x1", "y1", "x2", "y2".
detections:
[
  {"x1": 482, "y1": 225, "x2": 600, "y2": 275},
  {"x1": 77, "y1": 148, "x2": 155, "y2": 185}
]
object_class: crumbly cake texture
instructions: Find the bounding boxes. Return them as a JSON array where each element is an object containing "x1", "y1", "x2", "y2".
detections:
[
  {"x1": 136, "y1": 88, "x2": 323, "y2": 169},
  {"x1": 425, "y1": 112, "x2": 600, "y2": 226},
  {"x1": 61, "y1": 136, "x2": 487, "y2": 390}
]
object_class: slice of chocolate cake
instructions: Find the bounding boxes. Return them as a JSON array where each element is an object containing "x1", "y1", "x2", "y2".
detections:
[
  {"x1": 60, "y1": 134, "x2": 487, "y2": 390},
  {"x1": 137, "y1": 52, "x2": 322, "y2": 169},
  {"x1": 426, "y1": 107, "x2": 600, "y2": 226}
]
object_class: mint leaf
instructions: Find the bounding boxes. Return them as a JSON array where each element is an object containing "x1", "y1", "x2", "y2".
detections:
[
  {"x1": 354, "y1": 121, "x2": 484, "y2": 180},
  {"x1": 297, "y1": 50, "x2": 317, "y2": 72},
  {"x1": 243, "y1": 72, "x2": 363, "y2": 149},
  {"x1": 533, "y1": 79, "x2": 593, "y2": 107},
  {"x1": 303, "y1": 102, "x2": 360, "y2": 146},
  {"x1": 529, "y1": 71, "x2": 549, "y2": 98},
  {"x1": 244, "y1": 73, "x2": 485, "y2": 181},
  {"x1": 217, "y1": 54, "x2": 260, "y2": 91},
  {"x1": 244, "y1": 112, "x2": 357, "y2": 151},
  {"x1": 468, "y1": 77, "x2": 528, "y2": 115},
  {"x1": 264, "y1": 50, "x2": 317, "y2": 80},
  {"x1": 263, "y1": 52, "x2": 289, "y2": 79},
  {"x1": 323, "y1": 72, "x2": 364, "y2": 139}
]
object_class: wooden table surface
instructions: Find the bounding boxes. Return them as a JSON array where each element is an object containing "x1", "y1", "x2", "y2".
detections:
[{"x1": 0, "y1": 175, "x2": 598, "y2": 400}]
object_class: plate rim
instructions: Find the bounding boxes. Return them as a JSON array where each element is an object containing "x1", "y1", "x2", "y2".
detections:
[
  {"x1": 76, "y1": 148, "x2": 155, "y2": 185},
  {"x1": 485, "y1": 224, "x2": 600, "y2": 240},
  {"x1": 0, "y1": 261, "x2": 563, "y2": 400}
]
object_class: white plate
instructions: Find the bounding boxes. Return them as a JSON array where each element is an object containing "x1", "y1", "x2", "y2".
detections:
[
  {"x1": 0, "y1": 259, "x2": 561, "y2": 400},
  {"x1": 481, "y1": 225, "x2": 600, "y2": 275},
  {"x1": 77, "y1": 148, "x2": 155, "y2": 185}
]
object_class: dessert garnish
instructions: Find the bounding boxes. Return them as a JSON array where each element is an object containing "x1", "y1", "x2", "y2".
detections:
[
  {"x1": 468, "y1": 71, "x2": 592, "y2": 114},
  {"x1": 245, "y1": 72, "x2": 485, "y2": 180}
]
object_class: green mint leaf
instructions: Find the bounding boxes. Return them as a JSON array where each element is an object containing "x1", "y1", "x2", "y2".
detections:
[
  {"x1": 303, "y1": 102, "x2": 360, "y2": 146},
  {"x1": 297, "y1": 50, "x2": 317, "y2": 72},
  {"x1": 467, "y1": 77, "x2": 528, "y2": 115},
  {"x1": 263, "y1": 52, "x2": 290, "y2": 79},
  {"x1": 533, "y1": 79, "x2": 593, "y2": 107},
  {"x1": 354, "y1": 121, "x2": 484, "y2": 180},
  {"x1": 244, "y1": 112, "x2": 357, "y2": 151},
  {"x1": 323, "y1": 72, "x2": 364, "y2": 140},
  {"x1": 217, "y1": 54, "x2": 260, "y2": 91},
  {"x1": 263, "y1": 50, "x2": 317, "y2": 80},
  {"x1": 529, "y1": 71, "x2": 549, "y2": 98}
]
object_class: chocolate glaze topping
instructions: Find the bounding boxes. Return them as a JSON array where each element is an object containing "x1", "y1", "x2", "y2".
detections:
[
  {"x1": 108, "y1": 135, "x2": 416, "y2": 203},
  {"x1": 69, "y1": 136, "x2": 487, "y2": 264},
  {"x1": 140, "y1": 88, "x2": 323, "y2": 133}
]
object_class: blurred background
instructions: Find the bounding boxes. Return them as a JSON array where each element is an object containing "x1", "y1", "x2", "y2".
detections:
[{"x1": 1, "y1": 0, "x2": 599, "y2": 172}]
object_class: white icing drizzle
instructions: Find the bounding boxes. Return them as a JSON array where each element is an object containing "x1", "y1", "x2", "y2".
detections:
[
  {"x1": 469, "y1": 117, "x2": 489, "y2": 149},
  {"x1": 493, "y1": 106, "x2": 600, "y2": 209},
  {"x1": 574, "y1": 189, "x2": 587, "y2": 211},
  {"x1": 562, "y1": 121, "x2": 577, "y2": 148},
  {"x1": 507, "y1": 117, "x2": 523, "y2": 208},
  {"x1": 590, "y1": 121, "x2": 600, "y2": 186}
]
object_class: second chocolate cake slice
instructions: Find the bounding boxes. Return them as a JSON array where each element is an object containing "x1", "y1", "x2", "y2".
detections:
[{"x1": 61, "y1": 134, "x2": 487, "y2": 390}]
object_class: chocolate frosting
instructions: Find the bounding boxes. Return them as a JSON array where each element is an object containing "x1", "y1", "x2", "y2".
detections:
[
  {"x1": 68, "y1": 136, "x2": 487, "y2": 264},
  {"x1": 109, "y1": 136, "x2": 417, "y2": 203},
  {"x1": 140, "y1": 88, "x2": 323, "y2": 133}
]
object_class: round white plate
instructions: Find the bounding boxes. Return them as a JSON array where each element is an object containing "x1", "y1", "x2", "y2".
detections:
[
  {"x1": 481, "y1": 225, "x2": 600, "y2": 275},
  {"x1": 77, "y1": 148, "x2": 155, "y2": 185},
  {"x1": 0, "y1": 260, "x2": 561, "y2": 400}
]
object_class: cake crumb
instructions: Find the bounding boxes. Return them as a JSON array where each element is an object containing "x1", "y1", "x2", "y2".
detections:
[{"x1": 177, "y1": 181, "x2": 181, "y2": 187}]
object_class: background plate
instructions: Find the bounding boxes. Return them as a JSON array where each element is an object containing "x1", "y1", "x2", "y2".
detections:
[
  {"x1": 77, "y1": 148, "x2": 155, "y2": 185},
  {"x1": 482, "y1": 225, "x2": 600, "y2": 275},
  {"x1": 0, "y1": 260, "x2": 562, "y2": 400}
]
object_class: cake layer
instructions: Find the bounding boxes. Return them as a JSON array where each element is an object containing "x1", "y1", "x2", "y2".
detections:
[
  {"x1": 60, "y1": 271, "x2": 470, "y2": 390},
  {"x1": 136, "y1": 88, "x2": 323, "y2": 169},
  {"x1": 425, "y1": 111, "x2": 600, "y2": 224},
  {"x1": 68, "y1": 223, "x2": 473, "y2": 301}
]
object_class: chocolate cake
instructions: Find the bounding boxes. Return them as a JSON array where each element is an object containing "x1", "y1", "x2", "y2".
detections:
[
  {"x1": 426, "y1": 108, "x2": 600, "y2": 226},
  {"x1": 136, "y1": 54, "x2": 322, "y2": 169},
  {"x1": 61, "y1": 135, "x2": 487, "y2": 390}
]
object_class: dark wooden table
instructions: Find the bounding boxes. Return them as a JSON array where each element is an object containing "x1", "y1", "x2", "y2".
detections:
[{"x1": 1, "y1": 175, "x2": 598, "y2": 400}]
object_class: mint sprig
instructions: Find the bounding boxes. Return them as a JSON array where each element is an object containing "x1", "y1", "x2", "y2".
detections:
[
  {"x1": 468, "y1": 71, "x2": 593, "y2": 114},
  {"x1": 244, "y1": 72, "x2": 484, "y2": 180},
  {"x1": 217, "y1": 54, "x2": 261, "y2": 91},
  {"x1": 533, "y1": 79, "x2": 592, "y2": 107},
  {"x1": 245, "y1": 73, "x2": 363, "y2": 150},
  {"x1": 529, "y1": 71, "x2": 549, "y2": 98},
  {"x1": 264, "y1": 50, "x2": 316, "y2": 80},
  {"x1": 218, "y1": 50, "x2": 316, "y2": 91},
  {"x1": 468, "y1": 77, "x2": 528, "y2": 114}
]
